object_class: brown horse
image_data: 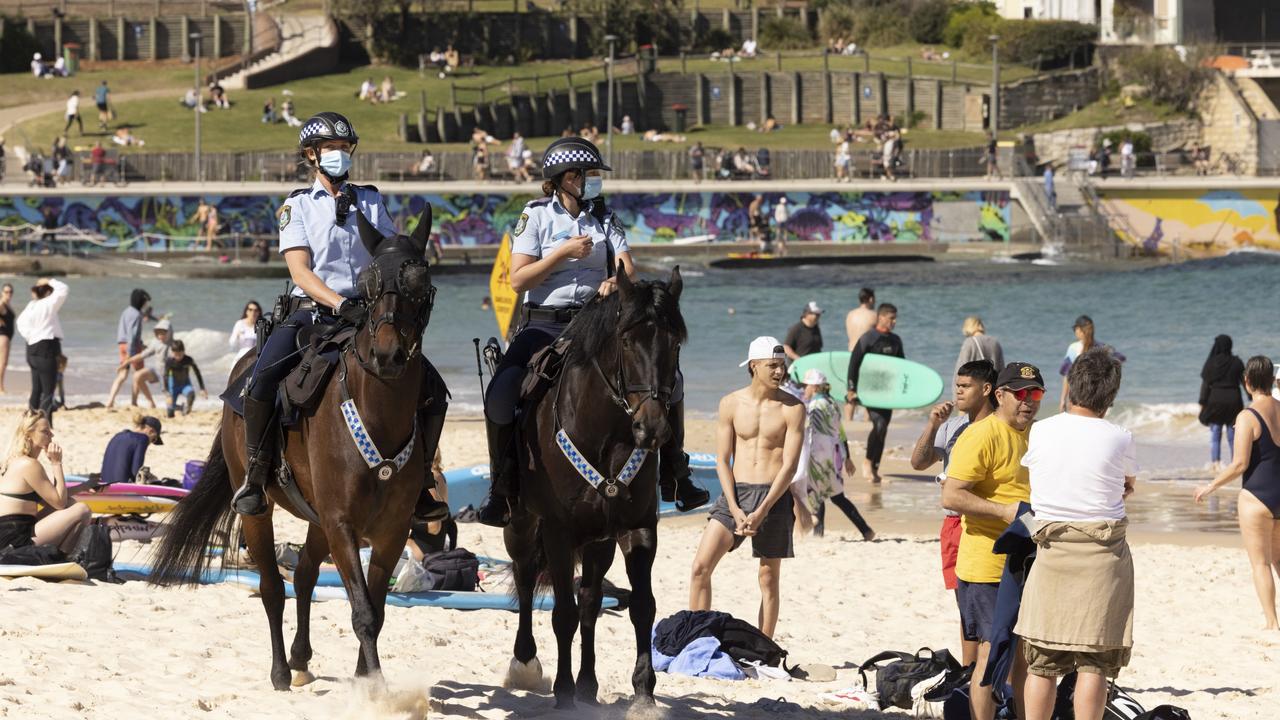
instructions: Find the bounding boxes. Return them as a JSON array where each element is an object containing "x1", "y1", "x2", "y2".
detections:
[
  {"x1": 504, "y1": 267, "x2": 685, "y2": 709},
  {"x1": 149, "y1": 207, "x2": 443, "y2": 690}
]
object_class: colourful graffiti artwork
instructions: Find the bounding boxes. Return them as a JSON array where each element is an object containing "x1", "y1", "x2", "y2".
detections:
[
  {"x1": 1098, "y1": 188, "x2": 1280, "y2": 256},
  {"x1": 0, "y1": 190, "x2": 1012, "y2": 248}
]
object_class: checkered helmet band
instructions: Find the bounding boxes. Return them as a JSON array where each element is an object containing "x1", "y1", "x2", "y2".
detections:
[{"x1": 541, "y1": 137, "x2": 610, "y2": 178}]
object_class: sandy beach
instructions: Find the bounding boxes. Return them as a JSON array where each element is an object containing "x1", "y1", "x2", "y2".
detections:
[{"x1": 1, "y1": 407, "x2": 1276, "y2": 719}]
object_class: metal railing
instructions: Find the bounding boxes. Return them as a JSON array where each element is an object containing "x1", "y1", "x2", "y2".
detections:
[
  {"x1": 0, "y1": 0, "x2": 241, "y2": 18},
  {"x1": 206, "y1": 11, "x2": 283, "y2": 85}
]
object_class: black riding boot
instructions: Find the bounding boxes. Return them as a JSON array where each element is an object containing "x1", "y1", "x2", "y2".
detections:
[
  {"x1": 477, "y1": 417, "x2": 518, "y2": 527},
  {"x1": 659, "y1": 400, "x2": 710, "y2": 511},
  {"x1": 232, "y1": 396, "x2": 275, "y2": 516},
  {"x1": 414, "y1": 409, "x2": 451, "y2": 523}
]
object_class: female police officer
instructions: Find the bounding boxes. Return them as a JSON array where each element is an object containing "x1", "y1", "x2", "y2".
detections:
[
  {"x1": 477, "y1": 136, "x2": 708, "y2": 526},
  {"x1": 231, "y1": 111, "x2": 448, "y2": 522}
]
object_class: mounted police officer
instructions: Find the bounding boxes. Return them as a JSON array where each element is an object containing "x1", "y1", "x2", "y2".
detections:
[
  {"x1": 478, "y1": 136, "x2": 709, "y2": 527},
  {"x1": 231, "y1": 111, "x2": 449, "y2": 522}
]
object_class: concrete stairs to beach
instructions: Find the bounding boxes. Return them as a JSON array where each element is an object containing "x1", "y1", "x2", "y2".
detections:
[
  {"x1": 1233, "y1": 77, "x2": 1280, "y2": 121},
  {"x1": 220, "y1": 15, "x2": 337, "y2": 91}
]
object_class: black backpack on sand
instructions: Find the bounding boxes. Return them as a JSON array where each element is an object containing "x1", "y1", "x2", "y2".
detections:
[
  {"x1": 860, "y1": 647, "x2": 962, "y2": 710},
  {"x1": 420, "y1": 548, "x2": 479, "y2": 591},
  {"x1": 69, "y1": 520, "x2": 116, "y2": 582}
]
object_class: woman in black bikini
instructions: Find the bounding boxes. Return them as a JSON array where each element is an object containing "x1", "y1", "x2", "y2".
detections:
[
  {"x1": 0, "y1": 410, "x2": 90, "y2": 555},
  {"x1": 1195, "y1": 356, "x2": 1280, "y2": 630}
]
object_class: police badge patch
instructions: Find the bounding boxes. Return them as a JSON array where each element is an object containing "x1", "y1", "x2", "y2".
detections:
[
  {"x1": 514, "y1": 213, "x2": 528, "y2": 236},
  {"x1": 278, "y1": 205, "x2": 291, "y2": 230},
  {"x1": 335, "y1": 120, "x2": 350, "y2": 137}
]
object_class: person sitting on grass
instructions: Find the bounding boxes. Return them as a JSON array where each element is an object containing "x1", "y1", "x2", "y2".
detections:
[
  {"x1": 281, "y1": 99, "x2": 302, "y2": 128},
  {"x1": 163, "y1": 339, "x2": 206, "y2": 418},
  {"x1": 262, "y1": 97, "x2": 278, "y2": 124},
  {"x1": 100, "y1": 414, "x2": 163, "y2": 486},
  {"x1": 0, "y1": 410, "x2": 90, "y2": 555}
]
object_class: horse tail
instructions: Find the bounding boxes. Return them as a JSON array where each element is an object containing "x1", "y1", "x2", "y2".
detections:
[{"x1": 148, "y1": 434, "x2": 237, "y2": 587}]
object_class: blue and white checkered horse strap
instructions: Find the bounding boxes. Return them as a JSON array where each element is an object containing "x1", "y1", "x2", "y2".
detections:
[
  {"x1": 555, "y1": 428, "x2": 648, "y2": 492},
  {"x1": 340, "y1": 399, "x2": 416, "y2": 475}
]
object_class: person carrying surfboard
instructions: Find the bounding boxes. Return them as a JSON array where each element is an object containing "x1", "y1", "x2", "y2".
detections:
[{"x1": 846, "y1": 303, "x2": 904, "y2": 483}]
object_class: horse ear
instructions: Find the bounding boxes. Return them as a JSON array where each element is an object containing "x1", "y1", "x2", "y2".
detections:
[
  {"x1": 668, "y1": 265, "x2": 683, "y2": 300},
  {"x1": 615, "y1": 263, "x2": 633, "y2": 296},
  {"x1": 355, "y1": 209, "x2": 384, "y2": 256},
  {"x1": 409, "y1": 206, "x2": 432, "y2": 257}
]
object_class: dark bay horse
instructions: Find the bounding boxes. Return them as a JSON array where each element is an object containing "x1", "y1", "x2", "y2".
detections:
[
  {"x1": 504, "y1": 267, "x2": 686, "y2": 709},
  {"x1": 149, "y1": 207, "x2": 443, "y2": 690}
]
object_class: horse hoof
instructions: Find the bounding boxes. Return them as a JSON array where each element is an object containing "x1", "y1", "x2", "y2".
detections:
[
  {"x1": 626, "y1": 696, "x2": 660, "y2": 720},
  {"x1": 291, "y1": 670, "x2": 316, "y2": 687},
  {"x1": 503, "y1": 657, "x2": 547, "y2": 692},
  {"x1": 554, "y1": 696, "x2": 576, "y2": 711},
  {"x1": 271, "y1": 674, "x2": 291, "y2": 692}
]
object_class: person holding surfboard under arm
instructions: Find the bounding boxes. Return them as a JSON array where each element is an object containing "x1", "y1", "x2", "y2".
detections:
[{"x1": 847, "y1": 304, "x2": 904, "y2": 483}]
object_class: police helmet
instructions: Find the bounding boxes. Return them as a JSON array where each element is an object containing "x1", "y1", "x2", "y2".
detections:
[
  {"x1": 541, "y1": 136, "x2": 611, "y2": 179},
  {"x1": 298, "y1": 112, "x2": 359, "y2": 149}
]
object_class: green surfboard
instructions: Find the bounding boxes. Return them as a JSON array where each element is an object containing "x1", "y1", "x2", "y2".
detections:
[{"x1": 790, "y1": 351, "x2": 944, "y2": 410}]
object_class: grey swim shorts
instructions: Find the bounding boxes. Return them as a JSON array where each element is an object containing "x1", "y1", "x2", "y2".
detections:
[{"x1": 708, "y1": 483, "x2": 794, "y2": 559}]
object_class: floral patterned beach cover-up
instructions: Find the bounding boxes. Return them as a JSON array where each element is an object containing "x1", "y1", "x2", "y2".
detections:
[{"x1": 792, "y1": 392, "x2": 848, "y2": 518}]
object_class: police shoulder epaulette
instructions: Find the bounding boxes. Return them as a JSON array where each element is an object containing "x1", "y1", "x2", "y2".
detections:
[
  {"x1": 287, "y1": 187, "x2": 309, "y2": 198},
  {"x1": 526, "y1": 196, "x2": 553, "y2": 208}
]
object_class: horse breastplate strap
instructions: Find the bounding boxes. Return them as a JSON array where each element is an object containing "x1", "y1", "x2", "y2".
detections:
[
  {"x1": 555, "y1": 428, "x2": 647, "y2": 498},
  {"x1": 340, "y1": 399, "x2": 416, "y2": 480}
]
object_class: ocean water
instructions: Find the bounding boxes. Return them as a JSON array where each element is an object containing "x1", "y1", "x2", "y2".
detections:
[{"x1": 7, "y1": 251, "x2": 1278, "y2": 479}]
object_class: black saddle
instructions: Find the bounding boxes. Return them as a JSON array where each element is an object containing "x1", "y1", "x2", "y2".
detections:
[{"x1": 220, "y1": 323, "x2": 358, "y2": 426}]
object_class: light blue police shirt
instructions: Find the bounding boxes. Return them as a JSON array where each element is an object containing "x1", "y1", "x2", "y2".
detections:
[
  {"x1": 511, "y1": 196, "x2": 629, "y2": 307},
  {"x1": 278, "y1": 179, "x2": 397, "y2": 299}
]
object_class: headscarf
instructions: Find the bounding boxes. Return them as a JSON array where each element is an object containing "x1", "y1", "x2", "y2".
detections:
[{"x1": 1201, "y1": 334, "x2": 1236, "y2": 382}]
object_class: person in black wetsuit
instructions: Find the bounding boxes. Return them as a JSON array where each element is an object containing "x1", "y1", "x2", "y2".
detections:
[
  {"x1": 846, "y1": 303, "x2": 904, "y2": 483},
  {"x1": 1194, "y1": 355, "x2": 1280, "y2": 631}
]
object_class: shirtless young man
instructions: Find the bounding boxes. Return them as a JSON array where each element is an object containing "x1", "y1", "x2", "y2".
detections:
[{"x1": 688, "y1": 336, "x2": 805, "y2": 638}]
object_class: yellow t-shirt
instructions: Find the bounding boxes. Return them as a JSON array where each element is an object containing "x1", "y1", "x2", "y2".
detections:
[{"x1": 947, "y1": 414, "x2": 1031, "y2": 584}]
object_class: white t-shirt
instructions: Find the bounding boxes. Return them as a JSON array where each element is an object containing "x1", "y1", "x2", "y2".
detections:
[
  {"x1": 66, "y1": 95, "x2": 79, "y2": 115},
  {"x1": 1021, "y1": 413, "x2": 1138, "y2": 521}
]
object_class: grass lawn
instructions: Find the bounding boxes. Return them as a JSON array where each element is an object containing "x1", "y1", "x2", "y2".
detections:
[
  {"x1": 5, "y1": 51, "x2": 1027, "y2": 154},
  {"x1": 0, "y1": 67, "x2": 196, "y2": 110},
  {"x1": 658, "y1": 44, "x2": 1037, "y2": 85}
]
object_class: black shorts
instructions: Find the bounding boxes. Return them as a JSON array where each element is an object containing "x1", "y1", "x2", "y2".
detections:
[
  {"x1": 96, "y1": 102, "x2": 109, "y2": 112},
  {"x1": 956, "y1": 579, "x2": 1000, "y2": 642},
  {"x1": 709, "y1": 483, "x2": 794, "y2": 559}
]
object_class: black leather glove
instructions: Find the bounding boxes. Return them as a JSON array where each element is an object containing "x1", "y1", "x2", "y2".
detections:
[{"x1": 337, "y1": 298, "x2": 366, "y2": 326}]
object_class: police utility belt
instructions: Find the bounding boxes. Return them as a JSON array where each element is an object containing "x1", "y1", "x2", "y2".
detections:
[{"x1": 524, "y1": 304, "x2": 582, "y2": 324}]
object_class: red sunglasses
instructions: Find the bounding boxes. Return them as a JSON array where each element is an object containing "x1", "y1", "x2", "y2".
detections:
[{"x1": 1006, "y1": 387, "x2": 1045, "y2": 402}]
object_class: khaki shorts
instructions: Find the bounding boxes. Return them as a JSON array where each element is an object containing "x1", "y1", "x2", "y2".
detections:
[{"x1": 1022, "y1": 640, "x2": 1131, "y2": 679}]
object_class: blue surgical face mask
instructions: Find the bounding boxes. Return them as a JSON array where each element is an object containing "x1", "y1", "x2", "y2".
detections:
[
  {"x1": 318, "y1": 149, "x2": 352, "y2": 177},
  {"x1": 582, "y1": 175, "x2": 603, "y2": 200}
]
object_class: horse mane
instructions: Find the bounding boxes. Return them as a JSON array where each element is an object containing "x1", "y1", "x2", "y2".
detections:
[{"x1": 562, "y1": 279, "x2": 687, "y2": 368}]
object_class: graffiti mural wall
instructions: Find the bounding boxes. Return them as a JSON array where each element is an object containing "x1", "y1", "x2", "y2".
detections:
[
  {"x1": 1098, "y1": 188, "x2": 1280, "y2": 256},
  {"x1": 0, "y1": 190, "x2": 1012, "y2": 248}
]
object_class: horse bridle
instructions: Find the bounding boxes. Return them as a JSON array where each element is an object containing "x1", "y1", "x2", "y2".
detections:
[
  {"x1": 591, "y1": 313, "x2": 678, "y2": 418},
  {"x1": 351, "y1": 254, "x2": 436, "y2": 373}
]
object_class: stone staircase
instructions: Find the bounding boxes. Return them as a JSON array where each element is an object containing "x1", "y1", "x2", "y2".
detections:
[
  {"x1": 220, "y1": 14, "x2": 338, "y2": 91},
  {"x1": 1234, "y1": 77, "x2": 1280, "y2": 120}
]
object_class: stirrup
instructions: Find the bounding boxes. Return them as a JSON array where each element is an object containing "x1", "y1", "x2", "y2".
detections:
[
  {"x1": 232, "y1": 481, "x2": 268, "y2": 516},
  {"x1": 476, "y1": 494, "x2": 511, "y2": 528}
]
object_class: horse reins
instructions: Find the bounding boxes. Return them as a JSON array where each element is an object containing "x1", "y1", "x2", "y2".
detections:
[{"x1": 590, "y1": 310, "x2": 677, "y2": 418}]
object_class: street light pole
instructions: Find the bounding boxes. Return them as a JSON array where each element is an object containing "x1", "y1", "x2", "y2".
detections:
[
  {"x1": 989, "y1": 34, "x2": 1000, "y2": 137},
  {"x1": 604, "y1": 34, "x2": 618, "y2": 167},
  {"x1": 191, "y1": 32, "x2": 202, "y2": 183}
]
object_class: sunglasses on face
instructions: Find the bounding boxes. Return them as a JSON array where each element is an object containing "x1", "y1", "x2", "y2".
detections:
[{"x1": 1005, "y1": 387, "x2": 1045, "y2": 402}]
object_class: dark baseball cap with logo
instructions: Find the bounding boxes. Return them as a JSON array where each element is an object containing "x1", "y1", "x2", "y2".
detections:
[
  {"x1": 140, "y1": 416, "x2": 164, "y2": 445},
  {"x1": 996, "y1": 362, "x2": 1044, "y2": 391}
]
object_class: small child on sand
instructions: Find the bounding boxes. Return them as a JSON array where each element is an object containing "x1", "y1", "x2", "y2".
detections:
[{"x1": 163, "y1": 340, "x2": 206, "y2": 418}]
